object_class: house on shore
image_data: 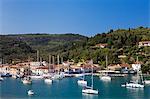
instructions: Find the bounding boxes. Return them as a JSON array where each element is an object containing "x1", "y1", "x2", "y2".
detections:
[{"x1": 139, "y1": 41, "x2": 150, "y2": 47}]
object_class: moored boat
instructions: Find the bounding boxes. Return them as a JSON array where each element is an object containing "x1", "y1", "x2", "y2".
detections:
[
  {"x1": 28, "y1": 90, "x2": 34, "y2": 95},
  {"x1": 82, "y1": 60, "x2": 99, "y2": 95},
  {"x1": 100, "y1": 75, "x2": 111, "y2": 81},
  {"x1": 144, "y1": 80, "x2": 150, "y2": 84},
  {"x1": 0, "y1": 77, "x2": 4, "y2": 81},
  {"x1": 44, "y1": 78, "x2": 52, "y2": 84},
  {"x1": 22, "y1": 77, "x2": 32, "y2": 84}
]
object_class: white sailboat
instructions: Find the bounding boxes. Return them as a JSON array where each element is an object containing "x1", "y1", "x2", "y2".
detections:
[
  {"x1": 78, "y1": 65, "x2": 87, "y2": 86},
  {"x1": 100, "y1": 55, "x2": 111, "y2": 81},
  {"x1": 82, "y1": 60, "x2": 99, "y2": 95},
  {"x1": 22, "y1": 64, "x2": 32, "y2": 85},
  {"x1": 121, "y1": 73, "x2": 144, "y2": 88},
  {"x1": 52, "y1": 55, "x2": 64, "y2": 80},
  {"x1": 121, "y1": 56, "x2": 144, "y2": 88},
  {"x1": 44, "y1": 55, "x2": 53, "y2": 84}
]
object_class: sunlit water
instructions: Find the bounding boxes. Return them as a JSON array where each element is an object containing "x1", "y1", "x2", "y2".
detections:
[{"x1": 0, "y1": 76, "x2": 150, "y2": 99}]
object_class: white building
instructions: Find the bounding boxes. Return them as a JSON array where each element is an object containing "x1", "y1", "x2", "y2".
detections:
[
  {"x1": 139, "y1": 41, "x2": 150, "y2": 47},
  {"x1": 132, "y1": 63, "x2": 141, "y2": 71}
]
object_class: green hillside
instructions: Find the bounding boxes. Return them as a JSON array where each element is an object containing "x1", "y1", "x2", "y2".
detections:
[{"x1": 0, "y1": 27, "x2": 150, "y2": 73}]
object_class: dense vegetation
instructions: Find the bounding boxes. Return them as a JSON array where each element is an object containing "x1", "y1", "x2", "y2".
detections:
[{"x1": 0, "y1": 27, "x2": 150, "y2": 73}]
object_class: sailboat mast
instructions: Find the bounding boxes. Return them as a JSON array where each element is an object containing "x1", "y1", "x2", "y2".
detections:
[
  {"x1": 91, "y1": 59, "x2": 93, "y2": 89},
  {"x1": 37, "y1": 50, "x2": 39, "y2": 62},
  {"x1": 57, "y1": 55, "x2": 60, "y2": 74},
  {"x1": 61, "y1": 57, "x2": 63, "y2": 64},
  {"x1": 106, "y1": 55, "x2": 108, "y2": 69},
  {"x1": 83, "y1": 64, "x2": 85, "y2": 80},
  {"x1": 49, "y1": 55, "x2": 51, "y2": 73}
]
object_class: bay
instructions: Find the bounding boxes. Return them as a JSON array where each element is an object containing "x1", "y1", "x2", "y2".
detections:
[{"x1": 0, "y1": 76, "x2": 150, "y2": 99}]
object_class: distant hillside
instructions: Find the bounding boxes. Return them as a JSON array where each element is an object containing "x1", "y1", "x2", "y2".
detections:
[
  {"x1": 0, "y1": 35, "x2": 35, "y2": 63},
  {"x1": 0, "y1": 33, "x2": 88, "y2": 63}
]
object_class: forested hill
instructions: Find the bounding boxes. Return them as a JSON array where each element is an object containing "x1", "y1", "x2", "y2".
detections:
[
  {"x1": 0, "y1": 27, "x2": 150, "y2": 73},
  {"x1": 0, "y1": 33, "x2": 88, "y2": 63},
  {"x1": 88, "y1": 27, "x2": 150, "y2": 48}
]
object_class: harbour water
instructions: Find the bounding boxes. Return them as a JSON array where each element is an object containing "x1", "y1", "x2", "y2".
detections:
[{"x1": 0, "y1": 76, "x2": 150, "y2": 99}]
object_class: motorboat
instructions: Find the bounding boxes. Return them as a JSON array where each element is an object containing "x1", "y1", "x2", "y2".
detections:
[{"x1": 28, "y1": 90, "x2": 34, "y2": 95}]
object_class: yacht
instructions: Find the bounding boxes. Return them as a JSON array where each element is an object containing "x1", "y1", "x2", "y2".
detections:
[{"x1": 82, "y1": 60, "x2": 99, "y2": 95}]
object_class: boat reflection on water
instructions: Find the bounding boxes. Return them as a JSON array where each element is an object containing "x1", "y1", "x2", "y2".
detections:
[{"x1": 82, "y1": 93, "x2": 99, "y2": 99}]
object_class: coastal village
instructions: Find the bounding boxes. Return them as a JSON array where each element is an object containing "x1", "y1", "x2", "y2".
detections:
[{"x1": 1, "y1": 41, "x2": 150, "y2": 78}]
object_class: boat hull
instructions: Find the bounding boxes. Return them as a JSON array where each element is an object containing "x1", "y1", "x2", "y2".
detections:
[
  {"x1": 100, "y1": 76, "x2": 111, "y2": 81},
  {"x1": 22, "y1": 80, "x2": 32, "y2": 84},
  {"x1": 144, "y1": 80, "x2": 150, "y2": 84},
  {"x1": 44, "y1": 79, "x2": 52, "y2": 84},
  {"x1": 82, "y1": 89, "x2": 99, "y2": 94},
  {"x1": 28, "y1": 90, "x2": 34, "y2": 95},
  {"x1": 122, "y1": 83, "x2": 144, "y2": 88}
]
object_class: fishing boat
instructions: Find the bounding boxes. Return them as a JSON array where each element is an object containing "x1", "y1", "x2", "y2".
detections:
[
  {"x1": 82, "y1": 60, "x2": 99, "y2": 95},
  {"x1": 28, "y1": 90, "x2": 34, "y2": 95},
  {"x1": 100, "y1": 55, "x2": 111, "y2": 81}
]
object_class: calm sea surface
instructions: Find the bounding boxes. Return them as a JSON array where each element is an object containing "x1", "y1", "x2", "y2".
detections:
[{"x1": 0, "y1": 76, "x2": 150, "y2": 99}]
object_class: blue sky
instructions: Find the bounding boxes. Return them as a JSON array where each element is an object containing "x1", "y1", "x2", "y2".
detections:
[{"x1": 0, "y1": 0, "x2": 149, "y2": 36}]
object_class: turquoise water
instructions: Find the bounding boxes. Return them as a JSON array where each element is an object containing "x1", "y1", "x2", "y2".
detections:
[{"x1": 0, "y1": 76, "x2": 150, "y2": 99}]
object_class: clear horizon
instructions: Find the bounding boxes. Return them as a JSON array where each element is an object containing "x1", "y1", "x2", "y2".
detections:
[{"x1": 0, "y1": 0, "x2": 149, "y2": 36}]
